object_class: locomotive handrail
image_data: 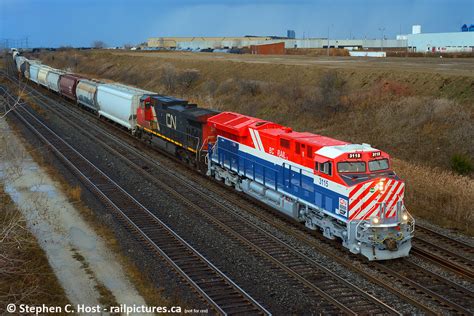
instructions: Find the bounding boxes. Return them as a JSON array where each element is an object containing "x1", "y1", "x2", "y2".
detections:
[{"x1": 198, "y1": 136, "x2": 212, "y2": 161}]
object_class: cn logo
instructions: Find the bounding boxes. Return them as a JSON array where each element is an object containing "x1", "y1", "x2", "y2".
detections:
[{"x1": 166, "y1": 113, "x2": 177, "y2": 129}]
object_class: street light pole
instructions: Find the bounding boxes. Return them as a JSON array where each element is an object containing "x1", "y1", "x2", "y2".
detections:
[{"x1": 379, "y1": 27, "x2": 385, "y2": 52}]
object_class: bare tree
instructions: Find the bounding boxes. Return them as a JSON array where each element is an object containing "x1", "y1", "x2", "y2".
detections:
[
  {"x1": 319, "y1": 70, "x2": 347, "y2": 113},
  {"x1": 92, "y1": 40, "x2": 106, "y2": 49},
  {"x1": 178, "y1": 69, "x2": 200, "y2": 90},
  {"x1": 160, "y1": 64, "x2": 178, "y2": 92},
  {"x1": 0, "y1": 82, "x2": 28, "y2": 119}
]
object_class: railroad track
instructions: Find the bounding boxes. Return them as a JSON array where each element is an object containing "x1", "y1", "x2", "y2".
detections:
[
  {"x1": 216, "y1": 187, "x2": 474, "y2": 315},
  {"x1": 0, "y1": 86, "x2": 270, "y2": 316},
  {"x1": 377, "y1": 259, "x2": 473, "y2": 313},
  {"x1": 3, "y1": 62, "x2": 474, "y2": 314},
  {"x1": 1, "y1": 67, "x2": 398, "y2": 314},
  {"x1": 412, "y1": 225, "x2": 474, "y2": 280},
  {"x1": 211, "y1": 188, "x2": 474, "y2": 315}
]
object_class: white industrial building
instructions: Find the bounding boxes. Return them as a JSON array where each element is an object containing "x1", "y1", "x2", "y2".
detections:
[
  {"x1": 148, "y1": 25, "x2": 474, "y2": 53},
  {"x1": 407, "y1": 32, "x2": 474, "y2": 52},
  {"x1": 154, "y1": 37, "x2": 406, "y2": 50}
]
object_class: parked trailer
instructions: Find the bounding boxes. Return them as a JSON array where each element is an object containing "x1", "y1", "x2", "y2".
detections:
[
  {"x1": 76, "y1": 79, "x2": 100, "y2": 111},
  {"x1": 46, "y1": 68, "x2": 66, "y2": 93},
  {"x1": 59, "y1": 74, "x2": 84, "y2": 101},
  {"x1": 29, "y1": 63, "x2": 41, "y2": 83},
  {"x1": 96, "y1": 84, "x2": 154, "y2": 130}
]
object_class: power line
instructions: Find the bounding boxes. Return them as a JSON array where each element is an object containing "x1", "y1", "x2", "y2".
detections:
[{"x1": 0, "y1": 37, "x2": 29, "y2": 49}]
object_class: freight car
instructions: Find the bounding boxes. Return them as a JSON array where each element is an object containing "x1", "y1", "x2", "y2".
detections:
[
  {"x1": 46, "y1": 68, "x2": 66, "y2": 93},
  {"x1": 14, "y1": 56, "x2": 27, "y2": 73},
  {"x1": 76, "y1": 79, "x2": 100, "y2": 112},
  {"x1": 37, "y1": 65, "x2": 54, "y2": 88},
  {"x1": 96, "y1": 83, "x2": 153, "y2": 130},
  {"x1": 29, "y1": 63, "x2": 41, "y2": 83},
  {"x1": 12, "y1": 55, "x2": 415, "y2": 260},
  {"x1": 24, "y1": 60, "x2": 41, "y2": 80},
  {"x1": 59, "y1": 74, "x2": 84, "y2": 100}
]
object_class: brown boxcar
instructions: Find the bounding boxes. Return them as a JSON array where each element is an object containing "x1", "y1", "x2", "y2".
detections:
[
  {"x1": 250, "y1": 42, "x2": 285, "y2": 55},
  {"x1": 59, "y1": 74, "x2": 84, "y2": 101}
]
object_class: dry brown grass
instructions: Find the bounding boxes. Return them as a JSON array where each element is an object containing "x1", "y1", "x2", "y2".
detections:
[
  {"x1": 34, "y1": 50, "x2": 474, "y2": 235},
  {"x1": 66, "y1": 185, "x2": 82, "y2": 202},
  {"x1": 0, "y1": 185, "x2": 70, "y2": 313},
  {"x1": 393, "y1": 159, "x2": 474, "y2": 234}
]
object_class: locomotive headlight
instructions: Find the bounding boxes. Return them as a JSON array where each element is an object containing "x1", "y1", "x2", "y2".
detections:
[
  {"x1": 371, "y1": 216, "x2": 380, "y2": 225},
  {"x1": 377, "y1": 181, "x2": 385, "y2": 192},
  {"x1": 401, "y1": 212, "x2": 409, "y2": 223}
]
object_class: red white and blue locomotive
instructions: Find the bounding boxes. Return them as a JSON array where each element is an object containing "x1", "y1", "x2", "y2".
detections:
[
  {"x1": 207, "y1": 112, "x2": 414, "y2": 260},
  {"x1": 13, "y1": 51, "x2": 415, "y2": 260}
]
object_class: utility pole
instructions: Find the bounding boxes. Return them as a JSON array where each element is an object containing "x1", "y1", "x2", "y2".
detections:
[
  {"x1": 378, "y1": 27, "x2": 385, "y2": 52},
  {"x1": 327, "y1": 26, "x2": 330, "y2": 56}
]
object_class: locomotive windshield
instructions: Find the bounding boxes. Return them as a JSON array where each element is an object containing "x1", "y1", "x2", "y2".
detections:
[
  {"x1": 368, "y1": 159, "x2": 389, "y2": 171},
  {"x1": 337, "y1": 161, "x2": 366, "y2": 173}
]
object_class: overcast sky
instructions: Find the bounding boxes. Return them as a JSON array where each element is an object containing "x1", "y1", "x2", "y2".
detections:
[{"x1": 1, "y1": 0, "x2": 473, "y2": 47}]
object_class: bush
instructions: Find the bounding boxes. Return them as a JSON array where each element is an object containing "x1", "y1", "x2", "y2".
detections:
[
  {"x1": 202, "y1": 79, "x2": 218, "y2": 96},
  {"x1": 319, "y1": 70, "x2": 347, "y2": 113},
  {"x1": 237, "y1": 79, "x2": 261, "y2": 96},
  {"x1": 451, "y1": 154, "x2": 473, "y2": 175},
  {"x1": 178, "y1": 69, "x2": 200, "y2": 90},
  {"x1": 216, "y1": 79, "x2": 237, "y2": 96},
  {"x1": 160, "y1": 66, "x2": 200, "y2": 92},
  {"x1": 160, "y1": 64, "x2": 178, "y2": 92}
]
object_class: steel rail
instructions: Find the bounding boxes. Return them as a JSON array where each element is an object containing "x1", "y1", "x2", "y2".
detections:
[{"x1": 1, "y1": 87, "x2": 270, "y2": 316}]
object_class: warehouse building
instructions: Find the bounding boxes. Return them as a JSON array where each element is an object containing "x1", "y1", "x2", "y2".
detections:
[
  {"x1": 407, "y1": 32, "x2": 474, "y2": 52},
  {"x1": 147, "y1": 36, "x2": 272, "y2": 49},
  {"x1": 148, "y1": 25, "x2": 474, "y2": 53},
  {"x1": 148, "y1": 37, "x2": 406, "y2": 51}
]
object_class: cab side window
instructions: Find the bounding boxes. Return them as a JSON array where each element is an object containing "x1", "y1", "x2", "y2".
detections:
[{"x1": 320, "y1": 162, "x2": 332, "y2": 176}]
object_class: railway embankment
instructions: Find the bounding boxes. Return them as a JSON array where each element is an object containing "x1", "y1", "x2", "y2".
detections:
[{"x1": 4, "y1": 52, "x2": 473, "y2": 314}]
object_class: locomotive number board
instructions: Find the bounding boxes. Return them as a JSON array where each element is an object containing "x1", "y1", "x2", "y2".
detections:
[{"x1": 347, "y1": 153, "x2": 361, "y2": 159}]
